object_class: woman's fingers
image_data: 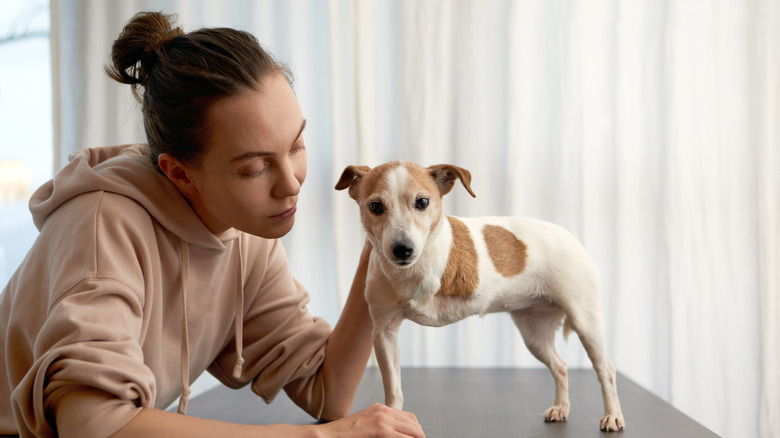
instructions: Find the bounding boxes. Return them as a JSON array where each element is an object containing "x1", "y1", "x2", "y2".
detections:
[{"x1": 318, "y1": 403, "x2": 425, "y2": 438}]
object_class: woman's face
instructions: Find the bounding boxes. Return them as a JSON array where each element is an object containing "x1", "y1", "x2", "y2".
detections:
[{"x1": 184, "y1": 73, "x2": 307, "y2": 239}]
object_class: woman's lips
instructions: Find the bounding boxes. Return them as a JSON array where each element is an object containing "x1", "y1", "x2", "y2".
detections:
[{"x1": 272, "y1": 204, "x2": 297, "y2": 220}]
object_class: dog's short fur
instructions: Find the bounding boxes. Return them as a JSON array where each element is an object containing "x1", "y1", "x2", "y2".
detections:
[{"x1": 336, "y1": 161, "x2": 625, "y2": 431}]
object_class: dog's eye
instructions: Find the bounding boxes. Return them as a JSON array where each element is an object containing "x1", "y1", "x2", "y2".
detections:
[
  {"x1": 415, "y1": 198, "x2": 429, "y2": 211},
  {"x1": 368, "y1": 201, "x2": 384, "y2": 215}
]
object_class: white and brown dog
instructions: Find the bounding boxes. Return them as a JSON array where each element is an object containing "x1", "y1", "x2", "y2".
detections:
[{"x1": 336, "y1": 161, "x2": 625, "y2": 432}]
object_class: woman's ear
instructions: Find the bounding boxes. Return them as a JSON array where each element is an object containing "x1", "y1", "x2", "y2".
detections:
[{"x1": 158, "y1": 153, "x2": 198, "y2": 196}]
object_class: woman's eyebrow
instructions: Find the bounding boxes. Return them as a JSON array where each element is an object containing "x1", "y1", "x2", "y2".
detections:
[
  {"x1": 229, "y1": 119, "x2": 306, "y2": 163},
  {"x1": 229, "y1": 150, "x2": 274, "y2": 163}
]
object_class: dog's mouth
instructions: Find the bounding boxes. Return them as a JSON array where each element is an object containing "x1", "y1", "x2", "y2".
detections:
[{"x1": 389, "y1": 256, "x2": 418, "y2": 268}]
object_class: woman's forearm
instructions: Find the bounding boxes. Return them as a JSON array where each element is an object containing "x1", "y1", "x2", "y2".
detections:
[
  {"x1": 319, "y1": 241, "x2": 375, "y2": 420},
  {"x1": 109, "y1": 407, "x2": 320, "y2": 438}
]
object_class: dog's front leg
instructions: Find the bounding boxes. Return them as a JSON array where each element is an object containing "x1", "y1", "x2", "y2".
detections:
[{"x1": 372, "y1": 313, "x2": 404, "y2": 410}]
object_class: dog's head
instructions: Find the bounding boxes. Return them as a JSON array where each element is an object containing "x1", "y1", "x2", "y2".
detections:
[{"x1": 335, "y1": 161, "x2": 476, "y2": 268}]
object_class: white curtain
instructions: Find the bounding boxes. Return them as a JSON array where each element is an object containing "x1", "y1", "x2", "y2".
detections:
[{"x1": 51, "y1": 1, "x2": 779, "y2": 437}]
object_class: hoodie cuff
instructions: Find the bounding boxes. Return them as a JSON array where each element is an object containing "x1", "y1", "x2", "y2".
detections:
[{"x1": 48, "y1": 387, "x2": 142, "y2": 438}]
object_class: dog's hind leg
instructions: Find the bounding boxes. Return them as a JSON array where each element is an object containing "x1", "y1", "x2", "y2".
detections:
[
  {"x1": 563, "y1": 303, "x2": 625, "y2": 431},
  {"x1": 510, "y1": 304, "x2": 570, "y2": 422}
]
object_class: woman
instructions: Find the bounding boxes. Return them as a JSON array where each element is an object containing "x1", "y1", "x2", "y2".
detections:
[{"x1": 0, "y1": 11, "x2": 423, "y2": 438}]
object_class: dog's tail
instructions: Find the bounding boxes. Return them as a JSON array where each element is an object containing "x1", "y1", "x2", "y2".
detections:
[{"x1": 562, "y1": 317, "x2": 573, "y2": 342}]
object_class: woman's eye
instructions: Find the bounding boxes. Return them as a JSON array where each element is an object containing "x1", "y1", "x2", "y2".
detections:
[
  {"x1": 368, "y1": 201, "x2": 384, "y2": 215},
  {"x1": 240, "y1": 165, "x2": 268, "y2": 177},
  {"x1": 415, "y1": 198, "x2": 429, "y2": 210}
]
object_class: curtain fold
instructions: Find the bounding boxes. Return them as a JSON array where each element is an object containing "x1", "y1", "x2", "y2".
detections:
[
  {"x1": 757, "y1": 2, "x2": 780, "y2": 437},
  {"x1": 51, "y1": 1, "x2": 778, "y2": 436}
]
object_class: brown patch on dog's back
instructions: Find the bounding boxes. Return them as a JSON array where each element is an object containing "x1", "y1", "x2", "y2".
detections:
[
  {"x1": 483, "y1": 225, "x2": 527, "y2": 277},
  {"x1": 436, "y1": 216, "x2": 479, "y2": 297}
]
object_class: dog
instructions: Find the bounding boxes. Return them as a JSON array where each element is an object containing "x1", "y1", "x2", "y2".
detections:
[{"x1": 335, "y1": 161, "x2": 625, "y2": 431}]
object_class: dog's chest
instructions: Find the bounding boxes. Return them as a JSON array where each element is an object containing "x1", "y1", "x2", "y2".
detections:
[{"x1": 402, "y1": 293, "x2": 486, "y2": 327}]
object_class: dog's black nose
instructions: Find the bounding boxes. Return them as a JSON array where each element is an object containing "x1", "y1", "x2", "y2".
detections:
[{"x1": 391, "y1": 242, "x2": 414, "y2": 260}]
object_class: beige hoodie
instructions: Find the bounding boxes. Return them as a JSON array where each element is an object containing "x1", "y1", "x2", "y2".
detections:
[{"x1": 0, "y1": 144, "x2": 332, "y2": 437}]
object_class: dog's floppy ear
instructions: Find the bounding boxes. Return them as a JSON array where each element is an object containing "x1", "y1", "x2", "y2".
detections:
[
  {"x1": 335, "y1": 165, "x2": 371, "y2": 200},
  {"x1": 428, "y1": 164, "x2": 476, "y2": 198}
]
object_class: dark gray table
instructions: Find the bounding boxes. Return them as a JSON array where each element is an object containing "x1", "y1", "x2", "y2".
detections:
[{"x1": 184, "y1": 368, "x2": 720, "y2": 437}]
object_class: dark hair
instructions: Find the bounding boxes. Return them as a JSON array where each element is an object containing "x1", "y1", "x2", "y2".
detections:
[{"x1": 105, "y1": 11, "x2": 292, "y2": 172}]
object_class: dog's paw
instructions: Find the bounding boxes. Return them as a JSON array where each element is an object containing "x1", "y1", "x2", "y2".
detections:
[
  {"x1": 543, "y1": 404, "x2": 570, "y2": 422},
  {"x1": 599, "y1": 414, "x2": 625, "y2": 432}
]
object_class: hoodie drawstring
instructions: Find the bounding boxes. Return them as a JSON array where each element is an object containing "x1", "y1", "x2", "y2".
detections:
[
  {"x1": 177, "y1": 243, "x2": 191, "y2": 415},
  {"x1": 176, "y1": 238, "x2": 245, "y2": 414},
  {"x1": 233, "y1": 235, "x2": 245, "y2": 379}
]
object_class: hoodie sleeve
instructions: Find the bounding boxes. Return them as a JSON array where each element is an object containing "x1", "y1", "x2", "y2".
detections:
[
  {"x1": 11, "y1": 278, "x2": 155, "y2": 438},
  {"x1": 208, "y1": 237, "x2": 332, "y2": 419},
  {"x1": 7, "y1": 191, "x2": 159, "y2": 438}
]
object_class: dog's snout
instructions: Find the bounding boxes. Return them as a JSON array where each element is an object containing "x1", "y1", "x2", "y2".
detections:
[{"x1": 391, "y1": 242, "x2": 414, "y2": 261}]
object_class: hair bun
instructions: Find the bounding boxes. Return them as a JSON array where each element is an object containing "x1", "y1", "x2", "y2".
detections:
[
  {"x1": 105, "y1": 11, "x2": 183, "y2": 92},
  {"x1": 145, "y1": 25, "x2": 184, "y2": 53}
]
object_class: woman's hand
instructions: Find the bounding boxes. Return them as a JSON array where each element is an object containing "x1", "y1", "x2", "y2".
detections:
[{"x1": 312, "y1": 403, "x2": 425, "y2": 438}]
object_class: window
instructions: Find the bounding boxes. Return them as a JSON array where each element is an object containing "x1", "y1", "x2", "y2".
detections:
[{"x1": 0, "y1": 0, "x2": 51, "y2": 287}]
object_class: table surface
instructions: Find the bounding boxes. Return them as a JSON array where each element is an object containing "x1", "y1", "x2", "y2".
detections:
[{"x1": 184, "y1": 367, "x2": 720, "y2": 437}]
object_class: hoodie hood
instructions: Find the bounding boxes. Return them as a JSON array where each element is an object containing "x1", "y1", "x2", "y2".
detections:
[{"x1": 29, "y1": 144, "x2": 238, "y2": 250}]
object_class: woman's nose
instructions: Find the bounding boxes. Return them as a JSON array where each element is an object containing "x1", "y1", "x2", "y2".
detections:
[{"x1": 272, "y1": 159, "x2": 301, "y2": 198}]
